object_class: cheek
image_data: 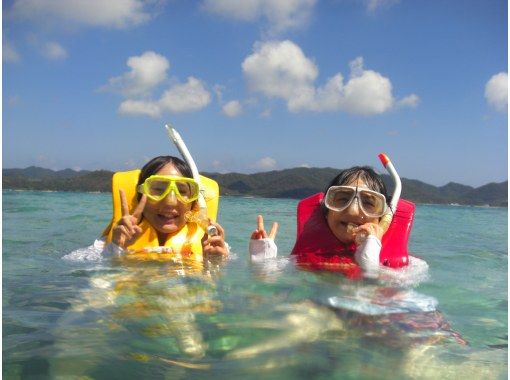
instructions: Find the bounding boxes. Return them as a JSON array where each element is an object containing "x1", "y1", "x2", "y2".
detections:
[
  {"x1": 364, "y1": 216, "x2": 379, "y2": 224},
  {"x1": 143, "y1": 201, "x2": 158, "y2": 215}
]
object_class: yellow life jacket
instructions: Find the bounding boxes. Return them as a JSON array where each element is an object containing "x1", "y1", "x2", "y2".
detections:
[{"x1": 102, "y1": 169, "x2": 219, "y2": 260}]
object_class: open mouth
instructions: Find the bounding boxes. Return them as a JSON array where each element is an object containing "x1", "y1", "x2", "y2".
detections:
[{"x1": 156, "y1": 213, "x2": 178, "y2": 223}]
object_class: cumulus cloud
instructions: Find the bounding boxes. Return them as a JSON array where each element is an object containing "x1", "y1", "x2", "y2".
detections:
[
  {"x1": 41, "y1": 41, "x2": 68, "y2": 60},
  {"x1": 201, "y1": 0, "x2": 316, "y2": 33},
  {"x1": 397, "y1": 93, "x2": 420, "y2": 108},
  {"x1": 242, "y1": 40, "x2": 414, "y2": 115},
  {"x1": 102, "y1": 51, "x2": 170, "y2": 97},
  {"x1": 242, "y1": 40, "x2": 318, "y2": 111},
  {"x1": 9, "y1": 0, "x2": 154, "y2": 29},
  {"x1": 222, "y1": 100, "x2": 242, "y2": 117},
  {"x1": 159, "y1": 77, "x2": 211, "y2": 113},
  {"x1": 119, "y1": 99, "x2": 161, "y2": 118},
  {"x1": 251, "y1": 157, "x2": 277, "y2": 170},
  {"x1": 104, "y1": 51, "x2": 211, "y2": 118},
  {"x1": 485, "y1": 72, "x2": 508, "y2": 112}
]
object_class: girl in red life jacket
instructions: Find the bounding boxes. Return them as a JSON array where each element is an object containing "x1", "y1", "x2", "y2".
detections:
[{"x1": 249, "y1": 166, "x2": 390, "y2": 276}]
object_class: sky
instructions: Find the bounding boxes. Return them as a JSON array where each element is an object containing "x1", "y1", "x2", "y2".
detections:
[{"x1": 2, "y1": 0, "x2": 508, "y2": 187}]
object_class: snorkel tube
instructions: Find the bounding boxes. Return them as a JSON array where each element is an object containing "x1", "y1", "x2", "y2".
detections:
[
  {"x1": 377, "y1": 153, "x2": 414, "y2": 267},
  {"x1": 165, "y1": 124, "x2": 218, "y2": 236},
  {"x1": 378, "y1": 153, "x2": 402, "y2": 232}
]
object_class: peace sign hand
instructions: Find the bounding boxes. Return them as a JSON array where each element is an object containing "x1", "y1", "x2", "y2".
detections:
[
  {"x1": 251, "y1": 215, "x2": 278, "y2": 240},
  {"x1": 249, "y1": 215, "x2": 279, "y2": 260},
  {"x1": 111, "y1": 189, "x2": 147, "y2": 249}
]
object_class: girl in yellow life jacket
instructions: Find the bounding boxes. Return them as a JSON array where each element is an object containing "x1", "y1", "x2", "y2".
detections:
[{"x1": 106, "y1": 155, "x2": 228, "y2": 259}]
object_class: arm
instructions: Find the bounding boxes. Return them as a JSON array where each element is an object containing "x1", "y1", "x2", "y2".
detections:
[{"x1": 353, "y1": 222, "x2": 384, "y2": 272}]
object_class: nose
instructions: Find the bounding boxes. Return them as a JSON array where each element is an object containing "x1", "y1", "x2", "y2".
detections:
[
  {"x1": 345, "y1": 196, "x2": 361, "y2": 215},
  {"x1": 162, "y1": 190, "x2": 178, "y2": 205}
]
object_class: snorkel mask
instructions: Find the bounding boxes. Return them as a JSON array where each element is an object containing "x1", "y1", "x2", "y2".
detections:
[
  {"x1": 137, "y1": 175, "x2": 200, "y2": 203},
  {"x1": 324, "y1": 185, "x2": 388, "y2": 218},
  {"x1": 166, "y1": 124, "x2": 218, "y2": 236}
]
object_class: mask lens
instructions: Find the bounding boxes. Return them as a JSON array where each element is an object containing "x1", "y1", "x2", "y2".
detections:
[
  {"x1": 174, "y1": 180, "x2": 199, "y2": 202},
  {"x1": 146, "y1": 179, "x2": 171, "y2": 199},
  {"x1": 325, "y1": 187, "x2": 355, "y2": 211},
  {"x1": 359, "y1": 190, "x2": 386, "y2": 217}
]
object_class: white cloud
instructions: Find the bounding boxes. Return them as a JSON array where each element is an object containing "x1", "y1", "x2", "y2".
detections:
[
  {"x1": 119, "y1": 99, "x2": 161, "y2": 118},
  {"x1": 9, "y1": 0, "x2": 153, "y2": 29},
  {"x1": 242, "y1": 40, "x2": 317, "y2": 111},
  {"x1": 201, "y1": 0, "x2": 316, "y2": 33},
  {"x1": 159, "y1": 77, "x2": 211, "y2": 113},
  {"x1": 3, "y1": 40, "x2": 21, "y2": 62},
  {"x1": 103, "y1": 51, "x2": 211, "y2": 118},
  {"x1": 222, "y1": 100, "x2": 242, "y2": 117},
  {"x1": 242, "y1": 41, "x2": 409, "y2": 115},
  {"x1": 338, "y1": 64, "x2": 395, "y2": 114},
  {"x1": 117, "y1": 77, "x2": 211, "y2": 117},
  {"x1": 251, "y1": 156, "x2": 277, "y2": 170},
  {"x1": 485, "y1": 72, "x2": 508, "y2": 112},
  {"x1": 102, "y1": 51, "x2": 169, "y2": 97},
  {"x1": 41, "y1": 41, "x2": 68, "y2": 60},
  {"x1": 397, "y1": 93, "x2": 420, "y2": 108}
]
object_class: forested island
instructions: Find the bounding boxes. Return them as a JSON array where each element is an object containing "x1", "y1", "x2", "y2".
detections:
[{"x1": 3, "y1": 166, "x2": 507, "y2": 207}]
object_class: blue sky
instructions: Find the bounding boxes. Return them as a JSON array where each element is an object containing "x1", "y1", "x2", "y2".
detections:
[{"x1": 3, "y1": 0, "x2": 508, "y2": 187}]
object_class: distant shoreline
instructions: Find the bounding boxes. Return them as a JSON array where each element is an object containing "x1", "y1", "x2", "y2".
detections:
[
  {"x1": 3, "y1": 188, "x2": 507, "y2": 209},
  {"x1": 3, "y1": 167, "x2": 507, "y2": 207}
]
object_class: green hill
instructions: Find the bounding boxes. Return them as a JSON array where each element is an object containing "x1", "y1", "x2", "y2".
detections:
[{"x1": 2, "y1": 166, "x2": 507, "y2": 207}]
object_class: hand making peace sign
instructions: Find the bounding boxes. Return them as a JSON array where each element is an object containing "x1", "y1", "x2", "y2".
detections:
[
  {"x1": 111, "y1": 189, "x2": 147, "y2": 249},
  {"x1": 251, "y1": 215, "x2": 279, "y2": 241}
]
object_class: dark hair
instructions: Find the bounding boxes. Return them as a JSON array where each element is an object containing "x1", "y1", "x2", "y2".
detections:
[
  {"x1": 321, "y1": 166, "x2": 390, "y2": 215},
  {"x1": 136, "y1": 155, "x2": 193, "y2": 201}
]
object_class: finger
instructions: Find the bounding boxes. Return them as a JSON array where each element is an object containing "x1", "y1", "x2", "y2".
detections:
[
  {"x1": 206, "y1": 236, "x2": 224, "y2": 246},
  {"x1": 251, "y1": 230, "x2": 261, "y2": 240},
  {"x1": 133, "y1": 225, "x2": 143, "y2": 236},
  {"x1": 119, "y1": 189, "x2": 129, "y2": 217},
  {"x1": 257, "y1": 215, "x2": 265, "y2": 233},
  {"x1": 212, "y1": 221, "x2": 225, "y2": 238},
  {"x1": 268, "y1": 222, "x2": 279, "y2": 240},
  {"x1": 117, "y1": 225, "x2": 132, "y2": 240},
  {"x1": 132, "y1": 195, "x2": 147, "y2": 221}
]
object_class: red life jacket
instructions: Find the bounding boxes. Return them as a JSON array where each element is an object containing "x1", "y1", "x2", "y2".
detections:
[{"x1": 291, "y1": 193, "x2": 415, "y2": 277}]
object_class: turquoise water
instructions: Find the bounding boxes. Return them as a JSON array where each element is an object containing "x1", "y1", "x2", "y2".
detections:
[{"x1": 3, "y1": 190, "x2": 508, "y2": 379}]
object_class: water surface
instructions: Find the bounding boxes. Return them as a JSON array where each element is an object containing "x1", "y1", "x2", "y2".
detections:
[{"x1": 3, "y1": 191, "x2": 508, "y2": 379}]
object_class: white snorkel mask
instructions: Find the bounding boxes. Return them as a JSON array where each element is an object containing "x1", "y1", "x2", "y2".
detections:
[{"x1": 165, "y1": 124, "x2": 217, "y2": 236}]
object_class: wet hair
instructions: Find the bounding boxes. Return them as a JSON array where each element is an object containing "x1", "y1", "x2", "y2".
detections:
[
  {"x1": 136, "y1": 155, "x2": 193, "y2": 201},
  {"x1": 321, "y1": 166, "x2": 390, "y2": 216}
]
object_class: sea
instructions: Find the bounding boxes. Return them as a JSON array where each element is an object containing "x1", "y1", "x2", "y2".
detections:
[{"x1": 3, "y1": 190, "x2": 508, "y2": 379}]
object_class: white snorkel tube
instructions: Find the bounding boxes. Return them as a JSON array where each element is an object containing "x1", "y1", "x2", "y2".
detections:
[
  {"x1": 378, "y1": 153, "x2": 402, "y2": 232},
  {"x1": 165, "y1": 124, "x2": 217, "y2": 236}
]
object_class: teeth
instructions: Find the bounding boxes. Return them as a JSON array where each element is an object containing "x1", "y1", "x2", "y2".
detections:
[{"x1": 159, "y1": 213, "x2": 175, "y2": 218}]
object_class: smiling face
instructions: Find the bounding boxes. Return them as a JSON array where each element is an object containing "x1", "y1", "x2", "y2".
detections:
[
  {"x1": 142, "y1": 163, "x2": 194, "y2": 240},
  {"x1": 326, "y1": 178, "x2": 380, "y2": 244}
]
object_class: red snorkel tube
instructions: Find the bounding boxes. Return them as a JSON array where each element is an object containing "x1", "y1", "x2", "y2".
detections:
[{"x1": 378, "y1": 153, "x2": 414, "y2": 267}]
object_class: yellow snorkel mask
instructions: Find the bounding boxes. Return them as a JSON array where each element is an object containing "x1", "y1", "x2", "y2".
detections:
[{"x1": 137, "y1": 175, "x2": 200, "y2": 203}]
